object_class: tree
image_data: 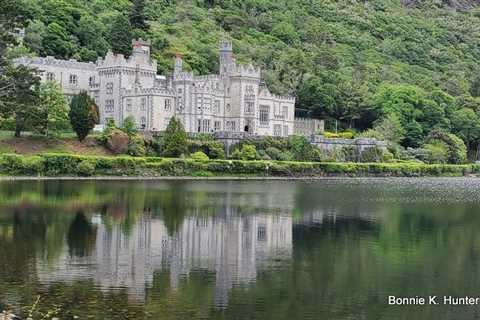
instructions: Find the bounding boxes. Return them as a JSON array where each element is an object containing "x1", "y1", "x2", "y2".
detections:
[
  {"x1": 42, "y1": 22, "x2": 76, "y2": 58},
  {"x1": 361, "y1": 114, "x2": 406, "y2": 145},
  {"x1": 0, "y1": 64, "x2": 41, "y2": 137},
  {"x1": 0, "y1": 0, "x2": 29, "y2": 66},
  {"x1": 161, "y1": 117, "x2": 188, "y2": 157},
  {"x1": 37, "y1": 81, "x2": 69, "y2": 136},
  {"x1": 69, "y1": 91, "x2": 99, "y2": 141},
  {"x1": 451, "y1": 108, "x2": 480, "y2": 156},
  {"x1": 129, "y1": 0, "x2": 148, "y2": 30},
  {"x1": 108, "y1": 14, "x2": 133, "y2": 57}
]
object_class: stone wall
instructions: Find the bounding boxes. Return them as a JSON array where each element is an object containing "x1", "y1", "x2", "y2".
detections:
[
  {"x1": 210, "y1": 132, "x2": 387, "y2": 157},
  {"x1": 309, "y1": 135, "x2": 387, "y2": 153},
  {"x1": 294, "y1": 118, "x2": 325, "y2": 136}
]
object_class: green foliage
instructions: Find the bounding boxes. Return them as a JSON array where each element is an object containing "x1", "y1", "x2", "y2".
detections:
[
  {"x1": 231, "y1": 144, "x2": 257, "y2": 161},
  {"x1": 0, "y1": 64, "x2": 41, "y2": 137},
  {"x1": 187, "y1": 139, "x2": 225, "y2": 159},
  {"x1": 0, "y1": 153, "x2": 476, "y2": 177},
  {"x1": 324, "y1": 131, "x2": 354, "y2": 139},
  {"x1": 68, "y1": 91, "x2": 99, "y2": 141},
  {"x1": 426, "y1": 130, "x2": 467, "y2": 164},
  {"x1": 108, "y1": 14, "x2": 133, "y2": 56},
  {"x1": 121, "y1": 115, "x2": 138, "y2": 137},
  {"x1": 190, "y1": 151, "x2": 209, "y2": 161},
  {"x1": 161, "y1": 117, "x2": 188, "y2": 157},
  {"x1": 77, "y1": 159, "x2": 95, "y2": 176},
  {"x1": 127, "y1": 133, "x2": 146, "y2": 157},
  {"x1": 423, "y1": 141, "x2": 449, "y2": 164},
  {"x1": 36, "y1": 81, "x2": 70, "y2": 136},
  {"x1": 360, "y1": 114, "x2": 406, "y2": 145}
]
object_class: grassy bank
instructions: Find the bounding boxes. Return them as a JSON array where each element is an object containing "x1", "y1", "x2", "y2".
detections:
[{"x1": 0, "y1": 153, "x2": 479, "y2": 178}]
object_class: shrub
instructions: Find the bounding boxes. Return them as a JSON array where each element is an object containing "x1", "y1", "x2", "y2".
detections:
[
  {"x1": 191, "y1": 151, "x2": 209, "y2": 161},
  {"x1": 77, "y1": 160, "x2": 95, "y2": 176},
  {"x1": 324, "y1": 131, "x2": 354, "y2": 139},
  {"x1": 359, "y1": 146, "x2": 385, "y2": 163},
  {"x1": 423, "y1": 141, "x2": 448, "y2": 164},
  {"x1": 231, "y1": 144, "x2": 257, "y2": 160},
  {"x1": 187, "y1": 139, "x2": 225, "y2": 159},
  {"x1": 342, "y1": 146, "x2": 358, "y2": 162},
  {"x1": 161, "y1": 117, "x2": 188, "y2": 157},
  {"x1": 122, "y1": 115, "x2": 138, "y2": 137},
  {"x1": 426, "y1": 131, "x2": 467, "y2": 164},
  {"x1": 288, "y1": 136, "x2": 316, "y2": 161},
  {"x1": 127, "y1": 133, "x2": 146, "y2": 157}
]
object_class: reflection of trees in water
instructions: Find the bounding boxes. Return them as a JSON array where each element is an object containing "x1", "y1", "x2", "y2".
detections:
[{"x1": 67, "y1": 211, "x2": 97, "y2": 257}]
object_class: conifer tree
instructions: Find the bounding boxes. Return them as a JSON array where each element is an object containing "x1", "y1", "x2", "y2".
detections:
[
  {"x1": 69, "y1": 91, "x2": 99, "y2": 141},
  {"x1": 108, "y1": 14, "x2": 133, "y2": 57},
  {"x1": 129, "y1": 0, "x2": 148, "y2": 30},
  {"x1": 162, "y1": 117, "x2": 188, "y2": 157}
]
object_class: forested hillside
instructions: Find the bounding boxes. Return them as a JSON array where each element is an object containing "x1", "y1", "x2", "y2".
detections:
[{"x1": 5, "y1": 0, "x2": 480, "y2": 156}]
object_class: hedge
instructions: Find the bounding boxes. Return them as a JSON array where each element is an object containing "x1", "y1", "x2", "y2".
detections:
[{"x1": 0, "y1": 153, "x2": 478, "y2": 177}]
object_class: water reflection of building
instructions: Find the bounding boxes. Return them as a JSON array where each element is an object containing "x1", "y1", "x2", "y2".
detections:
[{"x1": 37, "y1": 213, "x2": 292, "y2": 306}]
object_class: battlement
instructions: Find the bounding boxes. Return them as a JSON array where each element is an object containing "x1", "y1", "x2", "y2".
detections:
[
  {"x1": 219, "y1": 40, "x2": 233, "y2": 52},
  {"x1": 97, "y1": 50, "x2": 157, "y2": 71},
  {"x1": 132, "y1": 38, "x2": 151, "y2": 48},
  {"x1": 193, "y1": 74, "x2": 221, "y2": 82},
  {"x1": 258, "y1": 86, "x2": 295, "y2": 102},
  {"x1": 173, "y1": 71, "x2": 194, "y2": 81},
  {"x1": 230, "y1": 63, "x2": 261, "y2": 79},
  {"x1": 14, "y1": 56, "x2": 97, "y2": 70},
  {"x1": 123, "y1": 86, "x2": 176, "y2": 96}
]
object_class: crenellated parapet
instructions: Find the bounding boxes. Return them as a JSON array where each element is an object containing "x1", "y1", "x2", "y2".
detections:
[
  {"x1": 123, "y1": 86, "x2": 176, "y2": 96},
  {"x1": 14, "y1": 56, "x2": 97, "y2": 70},
  {"x1": 258, "y1": 86, "x2": 295, "y2": 102},
  {"x1": 97, "y1": 49, "x2": 157, "y2": 72},
  {"x1": 230, "y1": 63, "x2": 261, "y2": 79},
  {"x1": 173, "y1": 71, "x2": 194, "y2": 81}
]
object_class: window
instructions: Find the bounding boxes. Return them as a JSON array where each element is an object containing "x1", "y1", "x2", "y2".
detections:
[
  {"x1": 140, "y1": 116, "x2": 146, "y2": 129},
  {"x1": 105, "y1": 99, "x2": 114, "y2": 113},
  {"x1": 226, "y1": 104, "x2": 231, "y2": 113},
  {"x1": 274, "y1": 124, "x2": 282, "y2": 136},
  {"x1": 244, "y1": 101, "x2": 254, "y2": 113},
  {"x1": 106, "y1": 82, "x2": 113, "y2": 94},
  {"x1": 283, "y1": 125, "x2": 289, "y2": 137},
  {"x1": 259, "y1": 105, "x2": 270, "y2": 126},
  {"x1": 257, "y1": 226, "x2": 266, "y2": 241},
  {"x1": 46, "y1": 72, "x2": 55, "y2": 81},
  {"x1": 165, "y1": 99, "x2": 172, "y2": 111},
  {"x1": 126, "y1": 99, "x2": 132, "y2": 112},
  {"x1": 141, "y1": 97, "x2": 146, "y2": 111},
  {"x1": 196, "y1": 96, "x2": 211, "y2": 112},
  {"x1": 226, "y1": 121, "x2": 236, "y2": 132},
  {"x1": 282, "y1": 106, "x2": 289, "y2": 120},
  {"x1": 69, "y1": 74, "x2": 78, "y2": 86},
  {"x1": 214, "y1": 121, "x2": 221, "y2": 131},
  {"x1": 89, "y1": 76, "x2": 95, "y2": 87},
  {"x1": 214, "y1": 100, "x2": 220, "y2": 114},
  {"x1": 203, "y1": 119, "x2": 211, "y2": 132}
]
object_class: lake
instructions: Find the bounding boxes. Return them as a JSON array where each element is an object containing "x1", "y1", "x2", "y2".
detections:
[{"x1": 1, "y1": 178, "x2": 480, "y2": 319}]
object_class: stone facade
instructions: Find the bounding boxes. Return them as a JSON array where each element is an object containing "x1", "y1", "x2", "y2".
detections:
[{"x1": 16, "y1": 39, "x2": 321, "y2": 137}]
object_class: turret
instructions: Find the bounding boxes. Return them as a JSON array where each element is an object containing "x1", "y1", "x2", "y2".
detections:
[
  {"x1": 131, "y1": 38, "x2": 151, "y2": 65},
  {"x1": 219, "y1": 40, "x2": 233, "y2": 76},
  {"x1": 174, "y1": 53, "x2": 183, "y2": 74}
]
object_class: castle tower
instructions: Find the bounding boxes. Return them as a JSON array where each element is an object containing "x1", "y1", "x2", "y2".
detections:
[
  {"x1": 132, "y1": 39, "x2": 151, "y2": 58},
  {"x1": 219, "y1": 40, "x2": 234, "y2": 76},
  {"x1": 174, "y1": 53, "x2": 183, "y2": 74}
]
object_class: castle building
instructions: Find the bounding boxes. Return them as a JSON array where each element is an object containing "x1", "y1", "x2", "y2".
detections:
[{"x1": 16, "y1": 39, "x2": 322, "y2": 136}]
